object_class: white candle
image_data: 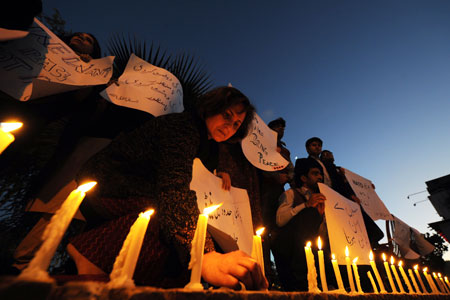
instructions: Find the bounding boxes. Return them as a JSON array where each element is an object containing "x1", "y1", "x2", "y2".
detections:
[
  {"x1": 304, "y1": 241, "x2": 320, "y2": 292},
  {"x1": 109, "y1": 209, "x2": 155, "y2": 288},
  {"x1": 382, "y1": 253, "x2": 397, "y2": 293},
  {"x1": 397, "y1": 260, "x2": 413, "y2": 293},
  {"x1": 423, "y1": 268, "x2": 438, "y2": 293},
  {"x1": 390, "y1": 256, "x2": 405, "y2": 293},
  {"x1": 317, "y1": 237, "x2": 328, "y2": 292},
  {"x1": 367, "y1": 271, "x2": 379, "y2": 293},
  {"x1": 185, "y1": 203, "x2": 221, "y2": 290},
  {"x1": 331, "y1": 253, "x2": 346, "y2": 292},
  {"x1": 414, "y1": 265, "x2": 427, "y2": 293},
  {"x1": 438, "y1": 273, "x2": 449, "y2": 293},
  {"x1": 408, "y1": 268, "x2": 421, "y2": 293},
  {"x1": 345, "y1": 246, "x2": 356, "y2": 293},
  {"x1": 19, "y1": 182, "x2": 96, "y2": 281},
  {"x1": 369, "y1": 250, "x2": 387, "y2": 293},
  {"x1": 251, "y1": 227, "x2": 265, "y2": 276},
  {"x1": 0, "y1": 122, "x2": 22, "y2": 154},
  {"x1": 352, "y1": 257, "x2": 363, "y2": 294}
]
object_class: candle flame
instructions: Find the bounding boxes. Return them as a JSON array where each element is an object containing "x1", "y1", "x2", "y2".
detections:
[
  {"x1": 332, "y1": 253, "x2": 336, "y2": 260},
  {"x1": 432, "y1": 272, "x2": 436, "y2": 277},
  {"x1": 423, "y1": 267, "x2": 428, "y2": 272},
  {"x1": 140, "y1": 209, "x2": 155, "y2": 219},
  {"x1": 306, "y1": 241, "x2": 311, "y2": 248},
  {"x1": 390, "y1": 256, "x2": 394, "y2": 265},
  {"x1": 438, "y1": 273, "x2": 442, "y2": 278},
  {"x1": 203, "y1": 203, "x2": 222, "y2": 215},
  {"x1": 398, "y1": 261, "x2": 403, "y2": 267},
  {"x1": 0, "y1": 122, "x2": 22, "y2": 132},
  {"x1": 353, "y1": 257, "x2": 358, "y2": 264},
  {"x1": 369, "y1": 250, "x2": 374, "y2": 261},
  {"x1": 77, "y1": 181, "x2": 97, "y2": 193},
  {"x1": 382, "y1": 253, "x2": 386, "y2": 261},
  {"x1": 317, "y1": 236, "x2": 322, "y2": 250},
  {"x1": 414, "y1": 264, "x2": 418, "y2": 270},
  {"x1": 445, "y1": 276, "x2": 448, "y2": 282},
  {"x1": 256, "y1": 227, "x2": 265, "y2": 236},
  {"x1": 345, "y1": 246, "x2": 349, "y2": 257}
]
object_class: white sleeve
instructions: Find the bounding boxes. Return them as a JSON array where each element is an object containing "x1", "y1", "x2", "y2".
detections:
[{"x1": 276, "y1": 190, "x2": 306, "y2": 227}]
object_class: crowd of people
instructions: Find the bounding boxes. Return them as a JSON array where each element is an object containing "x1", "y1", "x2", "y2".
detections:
[{"x1": 1, "y1": 7, "x2": 385, "y2": 292}]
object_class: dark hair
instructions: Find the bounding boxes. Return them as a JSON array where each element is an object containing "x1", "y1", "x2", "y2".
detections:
[
  {"x1": 319, "y1": 150, "x2": 332, "y2": 159},
  {"x1": 294, "y1": 158, "x2": 323, "y2": 187},
  {"x1": 268, "y1": 117, "x2": 286, "y2": 129},
  {"x1": 305, "y1": 137, "x2": 323, "y2": 149},
  {"x1": 197, "y1": 86, "x2": 255, "y2": 141},
  {"x1": 62, "y1": 32, "x2": 102, "y2": 59}
]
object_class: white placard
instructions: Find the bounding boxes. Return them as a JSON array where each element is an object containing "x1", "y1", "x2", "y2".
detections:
[
  {"x1": 342, "y1": 168, "x2": 392, "y2": 221},
  {"x1": 241, "y1": 113, "x2": 288, "y2": 171},
  {"x1": 190, "y1": 158, "x2": 253, "y2": 255},
  {"x1": 392, "y1": 215, "x2": 420, "y2": 259},
  {"x1": 101, "y1": 54, "x2": 183, "y2": 116},
  {"x1": 320, "y1": 183, "x2": 371, "y2": 265},
  {"x1": 0, "y1": 19, "x2": 114, "y2": 101}
]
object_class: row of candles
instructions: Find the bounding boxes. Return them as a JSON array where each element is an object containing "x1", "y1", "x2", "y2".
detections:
[
  {"x1": 304, "y1": 237, "x2": 450, "y2": 294},
  {"x1": 4, "y1": 123, "x2": 449, "y2": 292},
  {"x1": 2, "y1": 122, "x2": 264, "y2": 289}
]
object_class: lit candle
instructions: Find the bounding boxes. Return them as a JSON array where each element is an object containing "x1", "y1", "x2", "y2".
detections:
[
  {"x1": 414, "y1": 265, "x2": 427, "y2": 293},
  {"x1": 438, "y1": 273, "x2": 450, "y2": 294},
  {"x1": 390, "y1": 256, "x2": 405, "y2": 293},
  {"x1": 185, "y1": 203, "x2": 222, "y2": 290},
  {"x1": 109, "y1": 209, "x2": 155, "y2": 288},
  {"x1": 0, "y1": 122, "x2": 22, "y2": 154},
  {"x1": 345, "y1": 246, "x2": 356, "y2": 293},
  {"x1": 369, "y1": 250, "x2": 387, "y2": 293},
  {"x1": 423, "y1": 267, "x2": 438, "y2": 293},
  {"x1": 352, "y1": 257, "x2": 363, "y2": 294},
  {"x1": 408, "y1": 268, "x2": 421, "y2": 293},
  {"x1": 382, "y1": 253, "x2": 397, "y2": 293},
  {"x1": 18, "y1": 182, "x2": 97, "y2": 281},
  {"x1": 432, "y1": 272, "x2": 445, "y2": 293},
  {"x1": 331, "y1": 253, "x2": 346, "y2": 292},
  {"x1": 367, "y1": 271, "x2": 379, "y2": 293},
  {"x1": 317, "y1": 237, "x2": 328, "y2": 292},
  {"x1": 444, "y1": 277, "x2": 450, "y2": 292},
  {"x1": 396, "y1": 260, "x2": 412, "y2": 293},
  {"x1": 251, "y1": 227, "x2": 265, "y2": 276},
  {"x1": 304, "y1": 241, "x2": 320, "y2": 292}
]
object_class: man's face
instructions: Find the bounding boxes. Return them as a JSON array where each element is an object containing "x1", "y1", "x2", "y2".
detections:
[
  {"x1": 307, "y1": 141, "x2": 322, "y2": 157},
  {"x1": 321, "y1": 151, "x2": 334, "y2": 164},
  {"x1": 302, "y1": 167, "x2": 323, "y2": 192}
]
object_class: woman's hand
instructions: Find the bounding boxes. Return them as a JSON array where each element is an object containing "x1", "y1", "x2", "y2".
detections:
[
  {"x1": 202, "y1": 251, "x2": 268, "y2": 290},
  {"x1": 217, "y1": 172, "x2": 231, "y2": 191}
]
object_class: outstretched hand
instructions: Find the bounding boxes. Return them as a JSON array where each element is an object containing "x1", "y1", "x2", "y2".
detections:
[{"x1": 202, "y1": 251, "x2": 268, "y2": 290}]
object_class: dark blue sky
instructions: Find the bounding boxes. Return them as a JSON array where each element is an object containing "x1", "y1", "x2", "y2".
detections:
[{"x1": 43, "y1": 0, "x2": 450, "y2": 251}]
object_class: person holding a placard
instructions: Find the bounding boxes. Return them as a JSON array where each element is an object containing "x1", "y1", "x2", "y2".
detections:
[
  {"x1": 272, "y1": 158, "x2": 327, "y2": 291},
  {"x1": 66, "y1": 86, "x2": 268, "y2": 289}
]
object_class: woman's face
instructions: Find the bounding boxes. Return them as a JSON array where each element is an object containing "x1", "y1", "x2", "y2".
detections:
[
  {"x1": 69, "y1": 33, "x2": 95, "y2": 55},
  {"x1": 205, "y1": 103, "x2": 246, "y2": 142}
]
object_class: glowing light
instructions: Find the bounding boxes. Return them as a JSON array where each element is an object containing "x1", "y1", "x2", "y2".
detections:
[
  {"x1": 353, "y1": 257, "x2": 359, "y2": 264},
  {"x1": 317, "y1": 236, "x2": 322, "y2": 250},
  {"x1": 203, "y1": 203, "x2": 222, "y2": 215},
  {"x1": 0, "y1": 122, "x2": 22, "y2": 132},
  {"x1": 369, "y1": 250, "x2": 374, "y2": 261},
  {"x1": 382, "y1": 253, "x2": 386, "y2": 261},
  {"x1": 423, "y1": 267, "x2": 428, "y2": 272},
  {"x1": 390, "y1": 256, "x2": 395, "y2": 265},
  {"x1": 306, "y1": 241, "x2": 311, "y2": 248},
  {"x1": 256, "y1": 227, "x2": 265, "y2": 236},
  {"x1": 398, "y1": 260, "x2": 403, "y2": 267},
  {"x1": 332, "y1": 253, "x2": 336, "y2": 260},
  {"x1": 414, "y1": 264, "x2": 418, "y2": 270},
  {"x1": 141, "y1": 209, "x2": 155, "y2": 219},
  {"x1": 77, "y1": 181, "x2": 97, "y2": 193}
]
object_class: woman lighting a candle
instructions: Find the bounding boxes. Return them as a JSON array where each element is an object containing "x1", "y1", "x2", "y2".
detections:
[{"x1": 66, "y1": 87, "x2": 267, "y2": 290}]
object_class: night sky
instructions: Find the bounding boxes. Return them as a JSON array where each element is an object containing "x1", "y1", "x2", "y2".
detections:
[{"x1": 42, "y1": 0, "x2": 450, "y2": 256}]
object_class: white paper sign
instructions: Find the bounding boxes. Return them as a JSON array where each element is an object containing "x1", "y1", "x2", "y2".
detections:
[
  {"x1": 392, "y1": 215, "x2": 420, "y2": 259},
  {"x1": 241, "y1": 113, "x2": 288, "y2": 171},
  {"x1": 101, "y1": 54, "x2": 183, "y2": 116},
  {"x1": 0, "y1": 19, "x2": 114, "y2": 101},
  {"x1": 320, "y1": 183, "x2": 371, "y2": 265},
  {"x1": 342, "y1": 168, "x2": 392, "y2": 221},
  {"x1": 190, "y1": 158, "x2": 254, "y2": 255}
]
